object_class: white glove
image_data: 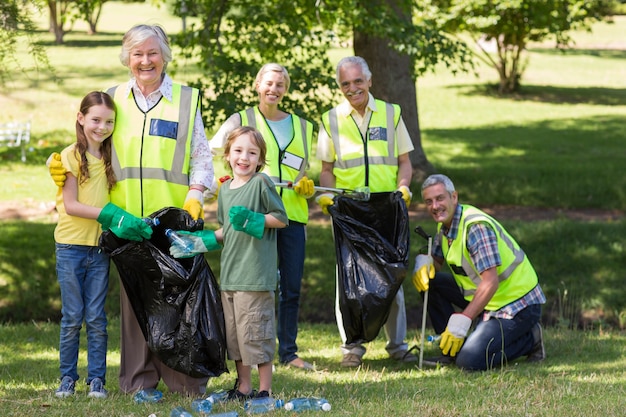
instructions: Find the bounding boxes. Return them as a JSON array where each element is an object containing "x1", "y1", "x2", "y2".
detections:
[
  {"x1": 439, "y1": 313, "x2": 473, "y2": 357},
  {"x1": 446, "y1": 313, "x2": 472, "y2": 338}
]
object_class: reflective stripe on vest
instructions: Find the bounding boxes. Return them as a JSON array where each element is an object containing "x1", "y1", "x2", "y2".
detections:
[
  {"x1": 106, "y1": 83, "x2": 198, "y2": 217},
  {"x1": 240, "y1": 106, "x2": 313, "y2": 224},
  {"x1": 322, "y1": 99, "x2": 400, "y2": 191},
  {"x1": 440, "y1": 205, "x2": 539, "y2": 310}
]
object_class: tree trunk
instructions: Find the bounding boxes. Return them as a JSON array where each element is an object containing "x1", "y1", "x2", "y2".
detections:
[
  {"x1": 47, "y1": 0, "x2": 65, "y2": 44},
  {"x1": 353, "y1": 31, "x2": 436, "y2": 183}
]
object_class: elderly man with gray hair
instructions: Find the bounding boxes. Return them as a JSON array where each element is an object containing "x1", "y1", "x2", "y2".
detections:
[{"x1": 414, "y1": 174, "x2": 546, "y2": 370}]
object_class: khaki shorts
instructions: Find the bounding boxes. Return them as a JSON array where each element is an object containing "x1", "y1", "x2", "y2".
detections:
[{"x1": 221, "y1": 290, "x2": 276, "y2": 366}]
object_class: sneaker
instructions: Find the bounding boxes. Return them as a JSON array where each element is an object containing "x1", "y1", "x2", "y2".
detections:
[
  {"x1": 88, "y1": 377, "x2": 108, "y2": 399},
  {"x1": 422, "y1": 355, "x2": 455, "y2": 368},
  {"x1": 527, "y1": 322, "x2": 546, "y2": 362},
  {"x1": 255, "y1": 390, "x2": 270, "y2": 398},
  {"x1": 340, "y1": 353, "x2": 362, "y2": 368},
  {"x1": 226, "y1": 379, "x2": 256, "y2": 401},
  {"x1": 55, "y1": 376, "x2": 75, "y2": 398},
  {"x1": 390, "y1": 345, "x2": 419, "y2": 363}
]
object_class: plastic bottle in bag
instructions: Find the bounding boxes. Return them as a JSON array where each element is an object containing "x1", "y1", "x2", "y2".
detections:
[
  {"x1": 165, "y1": 228, "x2": 194, "y2": 254},
  {"x1": 143, "y1": 217, "x2": 160, "y2": 227}
]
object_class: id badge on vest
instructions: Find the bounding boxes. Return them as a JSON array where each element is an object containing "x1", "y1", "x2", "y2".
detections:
[
  {"x1": 281, "y1": 151, "x2": 304, "y2": 171},
  {"x1": 368, "y1": 126, "x2": 388, "y2": 141},
  {"x1": 150, "y1": 119, "x2": 179, "y2": 140}
]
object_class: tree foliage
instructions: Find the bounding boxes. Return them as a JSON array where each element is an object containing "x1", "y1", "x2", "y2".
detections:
[
  {"x1": 47, "y1": 0, "x2": 108, "y2": 44},
  {"x1": 74, "y1": 0, "x2": 108, "y2": 35},
  {"x1": 434, "y1": 0, "x2": 616, "y2": 93},
  {"x1": 0, "y1": 0, "x2": 55, "y2": 87},
  {"x1": 170, "y1": 0, "x2": 474, "y2": 179},
  {"x1": 171, "y1": 0, "x2": 337, "y2": 130}
]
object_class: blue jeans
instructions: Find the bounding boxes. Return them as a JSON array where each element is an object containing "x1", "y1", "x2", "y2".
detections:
[
  {"x1": 276, "y1": 222, "x2": 306, "y2": 363},
  {"x1": 427, "y1": 272, "x2": 541, "y2": 371},
  {"x1": 56, "y1": 243, "x2": 109, "y2": 384}
]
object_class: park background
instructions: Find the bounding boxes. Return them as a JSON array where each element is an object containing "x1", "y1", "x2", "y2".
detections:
[{"x1": 1, "y1": 1, "x2": 626, "y2": 416}]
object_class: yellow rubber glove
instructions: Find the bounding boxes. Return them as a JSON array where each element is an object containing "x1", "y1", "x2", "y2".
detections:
[
  {"x1": 397, "y1": 185, "x2": 412, "y2": 207},
  {"x1": 183, "y1": 189, "x2": 204, "y2": 220},
  {"x1": 411, "y1": 254, "x2": 435, "y2": 292},
  {"x1": 293, "y1": 176, "x2": 315, "y2": 199},
  {"x1": 439, "y1": 313, "x2": 472, "y2": 357},
  {"x1": 47, "y1": 152, "x2": 67, "y2": 187},
  {"x1": 315, "y1": 193, "x2": 334, "y2": 215}
]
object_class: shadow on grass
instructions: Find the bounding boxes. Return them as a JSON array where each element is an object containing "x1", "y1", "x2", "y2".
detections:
[
  {"x1": 457, "y1": 83, "x2": 626, "y2": 106},
  {"x1": 529, "y1": 48, "x2": 626, "y2": 60},
  {"x1": 33, "y1": 30, "x2": 125, "y2": 48},
  {"x1": 423, "y1": 114, "x2": 626, "y2": 210}
]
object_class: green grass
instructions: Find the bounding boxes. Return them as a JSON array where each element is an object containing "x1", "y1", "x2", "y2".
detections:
[
  {"x1": 2, "y1": 318, "x2": 626, "y2": 417},
  {"x1": 1, "y1": 4, "x2": 626, "y2": 415}
]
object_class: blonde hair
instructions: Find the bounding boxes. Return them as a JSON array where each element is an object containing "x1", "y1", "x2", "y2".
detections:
[{"x1": 254, "y1": 63, "x2": 290, "y2": 91}]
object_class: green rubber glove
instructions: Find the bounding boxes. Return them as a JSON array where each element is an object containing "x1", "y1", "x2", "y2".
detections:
[
  {"x1": 169, "y1": 230, "x2": 222, "y2": 258},
  {"x1": 229, "y1": 206, "x2": 265, "y2": 239},
  {"x1": 97, "y1": 202, "x2": 153, "y2": 241}
]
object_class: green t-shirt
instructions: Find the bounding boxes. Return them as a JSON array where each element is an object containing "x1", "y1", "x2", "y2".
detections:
[{"x1": 217, "y1": 173, "x2": 288, "y2": 291}]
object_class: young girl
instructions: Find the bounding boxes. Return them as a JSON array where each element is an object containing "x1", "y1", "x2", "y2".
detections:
[
  {"x1": 53, "y1": 91, "x2": 151, "y2": 399},
  {"x1": 170, "y1": 126, "x2": 287, "y2": 399}
]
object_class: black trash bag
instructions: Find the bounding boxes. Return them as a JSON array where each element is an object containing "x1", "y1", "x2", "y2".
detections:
[
  {"x1": 328, "y1": 191, "x2": 409, "y2": 345},
  {"x1": 99, "y1": 207, "x2": 228, "y2": 378}
]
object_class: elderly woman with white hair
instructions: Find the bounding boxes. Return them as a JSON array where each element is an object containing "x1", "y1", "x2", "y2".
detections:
[{"x1": 49, "y1": 23, "x2": 215, "y2": 395}]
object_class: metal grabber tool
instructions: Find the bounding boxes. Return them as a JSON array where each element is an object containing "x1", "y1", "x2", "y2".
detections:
[
  {"x1": 274, "y1": 182, "x2": 371, "y2": 201},
  {"x1": 414, "y1": 225, "x2": 432, "y2": 369}
]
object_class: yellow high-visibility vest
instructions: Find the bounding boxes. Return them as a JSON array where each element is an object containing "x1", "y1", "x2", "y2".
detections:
[
  {"x1": 240, "y1": 106, "x2": 313, "y2": 224},
  {"x1": 321, "y1": 99, "x2": 400, "y2": 192},
  {"x1": 440, "y1": 205, "x2": 539, "y2": 311},
  {"x1": 107, "y1": 83, "x2": 198, "y2": 217}
]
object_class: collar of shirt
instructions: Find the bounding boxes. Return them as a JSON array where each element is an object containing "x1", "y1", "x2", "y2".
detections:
[
  {"x1": 441, "y1": 204, "x2": 463, "y2": 244},
  {"x1": 123, "y1": 73, "x2": 174, "y2": 109},
  {"x1": 337, "y1": 92, "x2": 377, "y2": 119}
]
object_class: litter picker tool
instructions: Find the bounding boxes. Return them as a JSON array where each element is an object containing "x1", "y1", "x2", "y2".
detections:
[
  {"x1": 414, "y1": 225, "x2": 432, "y2": 369},
  {"x1": 274, "y1": 182, "x2": 370, "y2": 201}
]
